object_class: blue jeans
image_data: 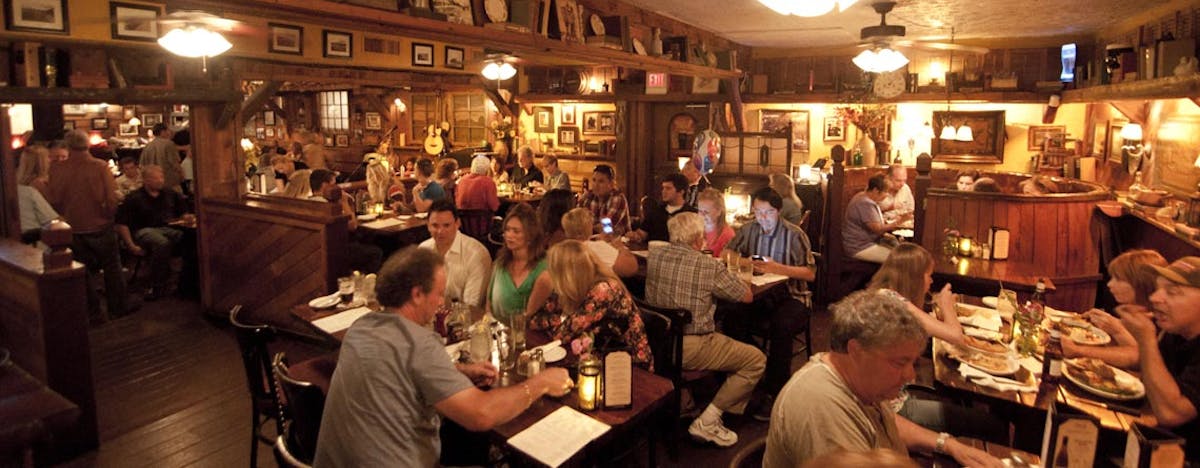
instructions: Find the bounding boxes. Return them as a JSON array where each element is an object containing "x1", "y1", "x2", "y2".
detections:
[
  {"x1": 135, "y1": 227, "x2": 183, "y2": 288},
  {"x1": 73, "y1": 227, "x2": 127, "y2": 317}
]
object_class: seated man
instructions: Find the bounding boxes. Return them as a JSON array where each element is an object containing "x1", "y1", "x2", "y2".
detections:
[
  {"x1": 843, "y1": 174, "x2": 911, "y2": 264},
  {"x1": 418, "y1": 199, "x2": 492, "y2": 307},
  {"x1": 315, "y1": 247, "x2": 573, "y2": 467},
  {"x1": 115, "y1": 156, "x2": 143, "y2": 200},
  {"x1": 510, "y1": 146, "x2": 544, "y2": 188},
  {"x1": 542, "y1": 154, "x2": 571, "y2": 191},
  {"x1": 627, "y1": 173, "x2": 697, "y2": 244},
  {"x1": 576, "y1": 164, "x2": 631, "y2": 237},
  {"x1": 116, "y1": 165, "x2": 190, "y2": 300},
  {"x1": 721, "y1": 187, "x2": 816, "y2": 407},
  {"x1": 562, "y1": 208, "x2": 638, "y2": 278},
  {"x1": 682, "y1": 160, "x2": 708, "y2": 209},
  {"x1": 647, "y1": 212, "x2": 764, "y2": 447},
  {"x1": 310, "y1": 169, "x2": 383, "y2": 273},
  {"x1": 1119, "y1": 256, "x2": 1200, "y2": 461},
  {"x1": 764, "y1": 290, "x2": 1001, "y2": 468},
  {"x1": 879, "y1": 164, "x2": 914, "y2": 229}
]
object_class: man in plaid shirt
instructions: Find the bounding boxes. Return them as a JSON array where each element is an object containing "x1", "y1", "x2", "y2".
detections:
[
  {"x1": 721, "y1": 186, "x2": 815, "y2": 417},
  {"x1": 647, "y1": 212, "x2": 764, "y2": 447},
  {"x1": 576, "y1": 164, "x2": 631, "y2": 236}
]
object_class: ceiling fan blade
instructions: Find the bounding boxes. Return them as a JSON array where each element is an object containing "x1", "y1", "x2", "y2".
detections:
[{"x1": 893, "y1": 40, "x2": 988, "y2": 55}]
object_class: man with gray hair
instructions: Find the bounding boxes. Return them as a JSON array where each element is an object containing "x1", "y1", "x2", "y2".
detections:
[
  {"x1": 47, "y1": 130, "x2": 126, "y2": 319},
  {"x1": 646, "y1": 211, "x2": 763, "y2": 447},
  {"x1": 764, "y1": 290, "x2": 1002, "y2": 468}
]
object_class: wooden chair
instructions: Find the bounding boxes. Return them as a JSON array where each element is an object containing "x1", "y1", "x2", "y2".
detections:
[
  {"x1": 458, "y1": 209, "x2": 500, "y2": 254},
  {"x1": 727, "y1": 436, "x2": 767, "y2": 468},
  {"x1": 272, "y1": 353, "x2": 331, "y2": 466},
  {"x1": 272, "y1": 436, "x2": 311, "y2": 468},
  {"x1": 230, "y1": 305, "x2": 281, "y2": 468},
  {"x1": 635, "y1": 298, "x2": 709, "y2": 461}
]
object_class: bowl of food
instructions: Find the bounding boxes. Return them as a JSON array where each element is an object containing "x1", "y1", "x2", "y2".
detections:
[
  {"x1": 1095, "y1": 201, "x2": 1124, "y2": 218},
  {"x1": 1132, "y1": 188, "x2": 1171, "y2": 207}
]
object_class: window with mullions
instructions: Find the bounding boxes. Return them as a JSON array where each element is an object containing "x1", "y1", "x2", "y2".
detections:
[
  {"x1": 451, "y1": 94, "x2": 486, "y2": 145},
  {"x1": 410, "y1": 94, "x2": 438, "y2": 140},
  {"x1": 318, "y1": 90, "x2": 349, "y2": 132}
]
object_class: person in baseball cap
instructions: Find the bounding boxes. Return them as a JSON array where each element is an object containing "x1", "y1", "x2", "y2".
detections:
[{"x1": 1118, "y1": 255, "x2": 1200, "y2": 461}]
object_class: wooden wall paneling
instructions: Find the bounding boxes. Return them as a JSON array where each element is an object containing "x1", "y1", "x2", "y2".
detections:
[
  {"x1": 1032, "y1": 203, "x2": 1059, "y2": 273},
  {"x1": 0, "y1": 108, "x2": 15, "y2": 239}
]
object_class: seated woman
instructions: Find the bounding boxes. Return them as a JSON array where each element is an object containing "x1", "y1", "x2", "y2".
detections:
[
  {"x1": 561, "y1": 208, "x2": 638, "y2": 277},
  {"x1": 487, "y1": 203, "x2": 553, "y2": 322},
  {"x1": 547, "y1": 239, "x2": 652, "y2": 368},
  {"x1": 271, "y1": 154, "x2": 307, "y2": 194},
  {"x1": 282, "y1": 169, "x2": 313, "y2": 199},
  {"x1": 955, "y1": 170, "x2": 980, "y2": 191},
  {"x1": 537, "y1": 189, "x2": 575, "y2": 247},
  {"x1": 1063, "y1": 249, "x2": 1167, "y2": 368},
  {"x1": 697, "y1": 188, "x2": 735, "y2": 256},
  {"x1": 435, "y1": 158, "x2": 459, "y2": 200},
  {"x1": 867, "y1": 242, "x2": 964, "y2": 345}
]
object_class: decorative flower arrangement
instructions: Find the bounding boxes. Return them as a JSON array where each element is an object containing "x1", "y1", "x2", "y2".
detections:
[
  {"x1": 835, "y1": 104, "x2": 896, "y2": 131},
  {"x1": 490, "y1": 116, "x2": 516, "y2": 141},
  {"x1": 568, "y1": 314, "x2": 631, "y2": 359}
]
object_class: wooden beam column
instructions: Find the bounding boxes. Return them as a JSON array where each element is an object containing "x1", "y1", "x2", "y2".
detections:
[{"x1": 0, "y1": 107, "x2": 16, "y2": 240}]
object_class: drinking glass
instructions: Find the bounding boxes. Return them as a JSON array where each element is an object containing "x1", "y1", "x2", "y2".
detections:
[
  {"x1": 506, "y1": 313, "x2": 527, "y2": 356},
  {"x1": 337, "y1": 277, "x2": 355, "y2": 304},
  {"x1": 724, "y1": 250, "x2": 739, "y2": 272},
  {"x1": 737, "y1": 257, "x2": 754, "y2": 282}
]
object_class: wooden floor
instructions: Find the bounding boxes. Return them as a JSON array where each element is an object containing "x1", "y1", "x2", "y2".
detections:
[{"x1": 55, "y1": 296, "x2": 833, "y2": 467}]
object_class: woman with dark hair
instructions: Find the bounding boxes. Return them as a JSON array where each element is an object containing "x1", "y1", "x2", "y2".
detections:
[
  {"x1": 1063, "y1": 249, "x2": 1168, "y2": 367},
  {"x1": 487, "y1": 203, "x2": 553, "y2": 322},
  {"x1": 955, "y1": 170, "x2": 980, "y2": 191},
  {"x1": 537, "y1": 189, "x2": 575, "y2": 247}
]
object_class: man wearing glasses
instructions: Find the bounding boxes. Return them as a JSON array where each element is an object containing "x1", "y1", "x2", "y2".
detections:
[{"x1": 721, "y1": 186, "x2": 815, "y2": 418}]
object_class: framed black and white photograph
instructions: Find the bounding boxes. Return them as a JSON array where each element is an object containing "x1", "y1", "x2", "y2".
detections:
[
  {"x1": 533, "y1": 106, "x2": 554, "y2": 133},
  {"x1": 412, "y1": 42, "x2": 434, "y2": 67},
  {"x1": 431, "y1": 0, "x2": 474, "y2": 25},
  {"x1": 142, "y1": 113, "x2": 163, "y2": 127},
  {"x1": 268, "y1": 23, "x2": 303, "y2": 55},
  {"x1": 364, "y1": 112, "x2": 382, "y2": 130},
  {"x1": 119, "y1": 123, "x2": 137, "y2": 136},
  {"x1": 91, "y1": 118, "x2": 109, "y2": 130},
  {"x1": 255, "y1": 128, "x2": 266, "y2": 139},
  {"x1": 323, "y1": 30, "x2": 353, "y2": 58},
  {"x1": 561, "y1": 105, "x2": 576, "y2": 125},
  {"x1": 263, "y1": 111, "x2": 275, "y2": 126},
  {"x1": 444, "y1": 46, "x2": 464, "y2": 69},
  {"x1": 823, "y1": 116, "x2": 846, "y2": 142},
  {"x1": 110, "y1": 2, "x2": 159, "y2": 41},
  {"x1": 558, "y1": 126, "x2": 579, "y2": 146},
  {"x1": 582, "y1": 111, "x2": 614, "y2": 135},
  {"x1": 171, "y1": 113, "x2": 188, "y2": 128},
  {"x1": 1027, "y1": 125, "x2": 1065, "y2": 151},
  {"x1": 265, "y1": 128, "x2": 276, "y2": 137},
  {"x1": 335, "y1": 134, "x2": 350, "y2": 147},
  {"x1": 5, "y1": 0, "x2": 68, "y2": 34}
]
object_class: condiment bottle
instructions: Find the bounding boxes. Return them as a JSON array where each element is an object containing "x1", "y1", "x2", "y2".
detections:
[{"x1": 1041, "y1": 329, "x2": 1064, "y2": 383}]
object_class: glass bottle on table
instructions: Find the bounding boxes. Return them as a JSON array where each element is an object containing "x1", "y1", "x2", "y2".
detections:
[
  {"x1": 1014, "y1": 279, "x2": 1048, "y2": 356},
  {"x1": 1041, "y1": 329, "x2": 1064, "y2": 384}
]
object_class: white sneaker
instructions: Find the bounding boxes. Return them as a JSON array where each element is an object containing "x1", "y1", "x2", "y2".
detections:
[{"x1": 688, "y1": 417, "x2": 738, "y2": 447}]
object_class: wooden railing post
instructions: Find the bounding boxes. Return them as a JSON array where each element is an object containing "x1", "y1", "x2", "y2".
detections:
[
  {"x1": 41, "y1": 219, "x2": 74, "y2": 270},
  {"x1": 818, "y1": 145, "x2": 847, "y2": 307},
  {"x1": 913, "y1": 153, "x2": 932, "y2": 246}
]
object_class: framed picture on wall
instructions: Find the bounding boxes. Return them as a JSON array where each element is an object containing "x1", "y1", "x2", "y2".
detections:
[
  {"x1": 171, "y1": 113, "x2": 188, "y2": 128},
  {"x1": 823, "y1": 116, "x2": 846, "y2": 142},
  {"x1": 759, "y1": 109, "x2": 809, "y2": 152},
  {"x1": 335, "y1": 134, "x2": 350, "y2": 147},
  {"x1": 265, "y1": 128, "x2": 276, "y2": 137},
  {"x1": 91, "y1": 118, "x2": 109, "y2": 130},
  {"x1": 323, "y1": 30, "x2": 353, "y2": 58},
  {"x1": 119, "y1": 123, "x2": 136, "y2": 136},
  {"x1": 431, "y1": 0, "x2": 474, "y2": 25},
  {"x1": 142, "y1": 113, "x2": 163, "y2": 127},
  {"x1": 533, "y1": 106, "x2": 554, "y2": 133},
  {"x1": 558, "y1": 126, "x2": 579, "y2": 146},
  {"x1": 110, "y1": 2, "x2": 159, "y2": 41},
  {"x1": 412, "y1": 42, "x2": 434, "y2": 67},
  {"x1": 561, "y1": 105, "x2": 575, "y2": 125},
  {"x1": 444, "y1": 46, "x2": 464, "y2": 69},
  {"x1": 263, "y1": 111, "x2": 276, "y2": 126},
  {"x1": 6, "y1": 0, "x2": 68, "y2": 34},
  {"x1": 364, "y1": 112, "x2": 382, "y2": 130},
  {"x1": 931, "y1": 110, "x2": 1005, "y2": 164},
  {"x1": 1106, "y1": 120, "x2": 1126, "y2": 164},
  {"x1": 269, "y1": 23, "x2": 303, "y2": 55},
  {"x1": 1028, "y1": 125, "x2": 1065, "y2": 151},
  {"x1": 582, "y1": 111, "x2": 614, "y2": 135}
]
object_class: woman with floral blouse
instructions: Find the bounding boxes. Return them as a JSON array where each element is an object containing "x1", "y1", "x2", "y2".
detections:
[{"x1": 547, "y1": 240, "x2": 652, "y2": 369}]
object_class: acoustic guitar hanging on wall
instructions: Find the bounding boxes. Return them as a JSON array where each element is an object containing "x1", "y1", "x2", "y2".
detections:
[{"x1": 424, "y1": 123, "x2": 444, "y2": 156}]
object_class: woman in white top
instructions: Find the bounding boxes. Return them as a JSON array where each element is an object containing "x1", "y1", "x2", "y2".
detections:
[{"x1": 561, "y1": 207, "x2": 637, "y2": 278}]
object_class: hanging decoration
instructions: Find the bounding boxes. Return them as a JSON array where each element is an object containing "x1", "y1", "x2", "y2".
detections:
[{"x1": 692, "y1": 129, "x2": 722, "y2": 175}]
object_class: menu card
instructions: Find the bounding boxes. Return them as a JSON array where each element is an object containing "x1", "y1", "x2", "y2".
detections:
[
  {"x1": 604, "y1": 351, "x2": 632, "y2": 409},
  {"x1": 362, "y1": 217, "x2": 404, "y2": 229},
  {"x1": 508, "y1": 406, "x2": 610, "y2": 467},
  {"x1": 312, "y1": 307, "x2": 372, "y2": 334}
]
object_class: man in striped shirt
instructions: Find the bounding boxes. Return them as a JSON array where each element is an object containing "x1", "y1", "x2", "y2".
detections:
[{"x1": 721, "y1": 186, "x2": 815, "y2": 415}]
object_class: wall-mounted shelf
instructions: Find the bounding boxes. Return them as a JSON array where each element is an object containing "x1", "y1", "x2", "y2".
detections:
[
  {"x1": 742, "y1": 90, "x2": 1050, "y2": 104},
  {"x1": 515, "y1": 93, "x2": 725, "y2": 103},
  {"x1": 1062, "y1": 75, "x2": 1200, "y2": 103}
]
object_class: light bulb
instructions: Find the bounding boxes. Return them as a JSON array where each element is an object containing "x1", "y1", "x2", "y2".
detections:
[
  {"x1": 939, "y1": 125, "x2": 957, "y2": 140},
  {"x1": 1120, "y1": 123, "x2": 1143, "y2": 141},
  {"x1": 955, "y1": 125, "x2": 974, "y2": 142},
  {"x1": 158, "y1": 27, "x2": 232, "y2": 58}
]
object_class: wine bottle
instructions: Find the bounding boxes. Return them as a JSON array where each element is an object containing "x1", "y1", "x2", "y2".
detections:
[{"x1": 1053, "y1": 435, "x2": 1071, "y2": 467}]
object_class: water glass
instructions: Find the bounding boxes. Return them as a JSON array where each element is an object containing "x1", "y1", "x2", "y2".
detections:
[
  {"x1": 737, "y1": 257, "x2": 754, "y2": 282},
  {"x1": 337, "y1": 277, "x2": 355, "y2": 304},
  {"x1": 506, "y1": 314, "x2": 527, "y2": 355}
]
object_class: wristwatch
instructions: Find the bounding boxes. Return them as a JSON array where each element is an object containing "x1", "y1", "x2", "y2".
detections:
[{"x1": 935, "y1": 432, "x2": 952, "y2": 454}]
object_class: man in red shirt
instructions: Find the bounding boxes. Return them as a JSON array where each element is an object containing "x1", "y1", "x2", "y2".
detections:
[{"x1": 47, "y1": 130, "x2": 127, "y2": 319}]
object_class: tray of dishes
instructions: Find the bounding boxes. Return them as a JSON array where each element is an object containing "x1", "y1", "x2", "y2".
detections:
[{"x1": 1063, "y1": 358, "x2": 1145, "y2": 401}]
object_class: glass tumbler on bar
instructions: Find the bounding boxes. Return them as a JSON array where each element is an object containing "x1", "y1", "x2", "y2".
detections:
[{"x1": 738, "y1": 256, "x2": 754, "y2": 282}]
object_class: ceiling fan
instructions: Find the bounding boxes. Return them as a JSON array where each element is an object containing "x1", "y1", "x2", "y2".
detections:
[{"x1": 856, "y1": 1, "x2": 989, "y2": 56}]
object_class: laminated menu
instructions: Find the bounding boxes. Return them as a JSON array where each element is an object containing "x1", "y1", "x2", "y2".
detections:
[{"x1": 507, "y1": 406, "x2": 610, "y2": 467}]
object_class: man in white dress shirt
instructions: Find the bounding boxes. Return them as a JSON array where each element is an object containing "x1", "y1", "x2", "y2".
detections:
[
  {"x1": 880, "y1": 164, "x2": 914, "y2": 230},
  {"x1": 419, "y1": 199, "x2": 492, "y2": 307}
]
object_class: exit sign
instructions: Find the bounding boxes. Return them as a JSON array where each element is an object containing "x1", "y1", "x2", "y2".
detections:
[{"x1": 646, "y1": 72, "x2": 668, "y2": 94}]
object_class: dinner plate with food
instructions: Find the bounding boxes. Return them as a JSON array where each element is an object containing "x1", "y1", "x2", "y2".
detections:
[
  {"x1": 944, "y1": 342, "x2": 1019, "y2": 376},
  {"x1": 1053, "y1": 318, "x2": 1112, "y2": 346},
  {"x1": 1064, "y1": 358, "x2": 1145, "y2": 400},
  {"x1": 962, "y1": 335, "x2": 1010, "y2": 355}
]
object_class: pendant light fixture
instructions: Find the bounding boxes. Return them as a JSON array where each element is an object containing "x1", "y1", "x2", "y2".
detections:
[
  {"x1": 157, "y1": 12, "x2": 236, "y2": 73},
  {"x1": 852, "y1": 47, "x2": 909, "y2": 73},
  {"x1": 758, "y1": 0, "x2": 858, "y2": 17},
  {"x1": 936, "y1": 27, "x2": 972, "y2": 142}
]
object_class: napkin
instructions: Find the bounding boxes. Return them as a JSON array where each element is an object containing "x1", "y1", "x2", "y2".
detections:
[
  {"x1": 959, "y1": 313, "x2": 1003, "y2": 332},
  {"x1": 957, "y1": 363, "x2": 1037, "y2": 393}
]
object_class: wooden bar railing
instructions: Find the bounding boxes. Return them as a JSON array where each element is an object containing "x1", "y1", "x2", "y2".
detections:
[{"x1": 0, "y1": 220, "x2": 98, "y2": 459}]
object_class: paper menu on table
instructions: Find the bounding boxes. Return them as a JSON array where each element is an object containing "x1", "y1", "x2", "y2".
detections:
[
  {"x1": 312, "y1": 307, "x2": 372, "y2": 334},
  {"x1": 507, "y1": 406, "x2": 611, "y2": 467},
  {"x1": 750, "y1": 273, "x2": 788, "y2": 286},
  {"x1": 362, "y1": 217, "x2": 404, "y2": 229}
]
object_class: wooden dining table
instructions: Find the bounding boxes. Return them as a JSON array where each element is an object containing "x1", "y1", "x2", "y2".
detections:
[
  {"x1": 911, "y1": 436, "x2": 1041, "y2": 467},
  {"x1": 289, "y1": 302, "x2": 676, "y2": 467}
]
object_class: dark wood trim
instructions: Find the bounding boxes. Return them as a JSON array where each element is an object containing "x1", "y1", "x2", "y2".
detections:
[
  {"x1": 742, "y1": 91, "x2": 1050, "y2": 104},
  {"x1": 0, "y1": 107, "x2": 16, "y2": 240},
  {"x1": 1063, "y1": 75, "x2": 1200, "y2": 103},
  {"x1": 517, "y1": 93, "x2": 725, "y2": 103},
  {"x1": 0, "y1": 86, "x2": 240, "y2": 104}
]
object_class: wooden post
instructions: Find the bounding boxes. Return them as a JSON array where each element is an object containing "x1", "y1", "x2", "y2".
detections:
[
  {"x1": 40, "y1": 219, "x2": 74, "y2": 270},
  {"x1": 818, "y1": 145, "x2": 846, "y2": 307},
  {"x1": 913, "y1": 153, "x2": 932, "y2": 246}
]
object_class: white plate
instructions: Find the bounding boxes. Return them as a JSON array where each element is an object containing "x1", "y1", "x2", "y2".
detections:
[
  {"x1": 632, "y1": 38, "x2": 647, "y2": 56},
  {"x1": 542, "y1": 346, "x2": 567, "y2": 363},
  {"x1": 589, "y1": 14, "x2": 605, "y2": 36},
  {"x1": 356, "y1": 213, "x2": 379, "y2": 221},
  {"x1": 1064, "y1": 359, "x2": 1146, "y2": 401},
  {"x1": 962, "y1": 352, "x2": 1021, "y2": 376},
  {"x1": 981, "y1": 296, "x2": 998, "y2": 308},
  {"x1": 308, "y1": 294, "x2": 340, "y2": 309},
  {"x1": 1064, "y1": 324, "x2": 1112, "y2": 346},
  {"x1": 414, "y1": 212, "x2": 429, "y2": 219},
  {"x1": 484, "y1": 0, "x2": 508, "y2": 23}
]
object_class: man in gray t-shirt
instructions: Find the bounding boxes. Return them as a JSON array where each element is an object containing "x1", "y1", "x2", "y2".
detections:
[
  {"x1": 842, "y1": 174, "x2": 911, "y2": 264},
  {"x1": 314, "y1": 247, "x2": 572, "y2": 468}
]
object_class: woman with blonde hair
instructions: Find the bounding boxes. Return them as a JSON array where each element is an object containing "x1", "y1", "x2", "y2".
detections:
[
  {"x1": 487, "y1": 203, "x2": 553, "y2": 322},
  {"x1": 1063, "y1": 249, "x2": 1168, "y2": 368},
  {"x1": 769, "y1": 172, "x2": 804, "y2": 227},
  {"x1": 548, "y1": 240, "x2": 652, "y2": 367},
  {"x1": 17, "y1": 144, "x2": 51, "y2": 195},
  {"x1": 696, "y1": 188, "x2": 734, "y2": 256},
  {"x1": 867, "y1": 242, "x2": 963, "y2": 344},
  {"x1": 283, "y1": 169, "x2": 313, "y2": 199}
]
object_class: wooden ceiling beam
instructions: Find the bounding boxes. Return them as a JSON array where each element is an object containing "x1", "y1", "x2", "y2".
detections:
[{"x1": 237, "y1": 81, "x2": 281, "y2": 127}]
